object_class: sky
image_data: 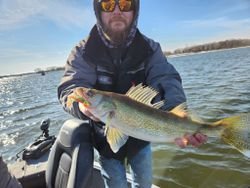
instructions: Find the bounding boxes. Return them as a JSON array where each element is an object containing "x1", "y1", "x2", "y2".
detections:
[{"x1": 0, "y1": 0, "x2": 250, "y2": 76}]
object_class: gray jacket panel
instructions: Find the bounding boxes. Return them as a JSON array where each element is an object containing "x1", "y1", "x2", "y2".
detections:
[
  {"x1": 143, "y1": 37, "x2": 186, "y2": 110},
  {"x1": 58, "y1": 40, "x2": 97, "y2": 120}
]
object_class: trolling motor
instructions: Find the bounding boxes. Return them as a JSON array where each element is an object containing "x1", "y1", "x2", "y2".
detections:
[
  {"x1": 16, "y1": 119, "x2": 56, "y2": 160},
  {"x1": 40, "y1": 118, "x2": 50, "y2": 138}
]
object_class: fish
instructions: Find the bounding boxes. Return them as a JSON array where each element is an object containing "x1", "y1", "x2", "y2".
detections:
[{"x1": 67, "y1": 84, "x2": 250, "y2": 157}]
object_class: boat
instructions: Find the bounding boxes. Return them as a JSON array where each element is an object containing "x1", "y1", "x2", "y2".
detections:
[
  {"x1": 41, "y1": 71, "x2": 45, "y2": 76},
  {"x1": 8, "y1": 119, "x2": 160, "y2": 188}
]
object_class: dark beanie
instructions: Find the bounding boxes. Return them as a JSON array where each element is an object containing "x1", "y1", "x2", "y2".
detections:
[{"x1": 93, "y1": 0, "x2": 140, "y2": 47}]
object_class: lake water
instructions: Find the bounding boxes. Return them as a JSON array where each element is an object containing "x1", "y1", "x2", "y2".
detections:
[{"x1": 1, "y1": 47, "x2": 250, "y2": 188}]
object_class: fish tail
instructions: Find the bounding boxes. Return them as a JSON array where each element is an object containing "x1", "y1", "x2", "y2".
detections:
[{"x1": 214, "y1": 113, "x2": 250, "y2": 158}]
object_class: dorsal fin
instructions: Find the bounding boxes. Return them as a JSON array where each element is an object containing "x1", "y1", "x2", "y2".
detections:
[
  {"x1": 152, "y1": 100, "x2": 166, "y2": 109},
  {"x1": 126, "y1": 84, "x2": 165, "y2": 109}
]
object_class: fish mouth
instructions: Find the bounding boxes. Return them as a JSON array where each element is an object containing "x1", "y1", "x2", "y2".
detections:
[
  {"x1": 81, "y1": 92, "x2": 91, "y2": 108},
  {"x1": 74, "y1": 88, "x2": 91, "y2": 108}
]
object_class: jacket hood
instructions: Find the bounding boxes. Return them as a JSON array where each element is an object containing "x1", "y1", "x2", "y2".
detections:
[{"x1": 93, "y1": 0, "x2": 140, "y2": 48}]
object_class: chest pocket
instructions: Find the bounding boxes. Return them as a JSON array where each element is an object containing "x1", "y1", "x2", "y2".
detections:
[
  {"x1": 95, "y1": 62, "x2": 146, "y2": 94},
  {"x1": 96, "y1": 65, "x2": 115, "y2": 91},
  {"x1": 116, "y1": 62, "x2": 146, "y2": 94}
]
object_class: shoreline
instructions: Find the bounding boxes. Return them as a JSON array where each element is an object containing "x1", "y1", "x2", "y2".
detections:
[
  {"x1": 0, "y1": 72, "x2": 35, "y2": 79},
  {"x1": 0, "y1": 68, "x2": 64, "y2": 79},
  {"x1": 167, "y1": 45, "x2": 250, "y2": 58},
  {"x1": 1, "y1": 46, "x2": 249, "y2": 78}
]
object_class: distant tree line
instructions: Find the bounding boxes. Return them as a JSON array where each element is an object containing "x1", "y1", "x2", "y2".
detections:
[
  {"x1": 34, "y1": 66, "x2": 64, "y2": 73},
  {"x1": 164, "y1": 39, "x2": 250, "y2": 56},
  {"x1": 0, "y1": 66, "x2": 65, "y2": 79},
  {"x1": 2, "y1": 39, "x2": 250, "y2": 78}
]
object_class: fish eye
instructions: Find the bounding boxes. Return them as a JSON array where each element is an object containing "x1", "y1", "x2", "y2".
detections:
[{"x1": 86, "y1": 89, "x2": 94, "y2": 97}]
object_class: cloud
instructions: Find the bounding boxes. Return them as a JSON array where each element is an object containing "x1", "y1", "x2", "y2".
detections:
[
  {"x1": 0, "y1": 47, "x2": 68, "y2": 75},
  {"x1": 0, "y1": 49, "x2": 33, "y2": 59},
  {"x1": 220, "y1": 1, "x2": 250, "y2": 14},
  {"x1": 0, "y1": 47, "x2": 68, "y2": 61},
  {"x1": 205, "y1": 28, "x2": 250, "y2": 43},
  {"x1": 180, "y1": 17, "x2": 250, "y2": 30},
  {"x1": 0, "y1": 0, "x2": 95, "y2": 31},
  {"x1": 164, "y1": 16, "x2": 250, "y2": 51}
]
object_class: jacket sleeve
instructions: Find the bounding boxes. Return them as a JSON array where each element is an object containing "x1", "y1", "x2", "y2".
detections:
[
  {"x1": 0, "y1": 156, "x2": 22, "y2": 188},
  {"x1": 145, "y1": 42, "x2": 186, "y2": 111},
  {"x1": 57, "y1": 40, "x2": 97, "y2": 120}
]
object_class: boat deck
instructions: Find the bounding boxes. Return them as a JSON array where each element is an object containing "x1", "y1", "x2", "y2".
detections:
[{"x1": 9, "y1": 153, "x2": 160, "y2": 188}]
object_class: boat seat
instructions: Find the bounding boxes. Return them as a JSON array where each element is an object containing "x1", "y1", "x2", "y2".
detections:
[{"x1": 46, "y1": 119, "x2": 93, "y2": 188}]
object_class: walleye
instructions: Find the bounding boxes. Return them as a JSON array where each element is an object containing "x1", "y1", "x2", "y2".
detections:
[{"x1": 67, "y1": 84, "x2": 250, "y2": 157}]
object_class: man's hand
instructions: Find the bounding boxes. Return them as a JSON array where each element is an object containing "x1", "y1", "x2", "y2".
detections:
[
  {"x1": 79, "y1": 103, "x2": 100, "y2": 122},
  {"x1": 174, "y1": 133, "x2": 207, "y2": 148}
]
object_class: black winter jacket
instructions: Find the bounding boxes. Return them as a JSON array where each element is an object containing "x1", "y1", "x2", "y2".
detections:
[{"x1": 58, "y1": 25, "x2": 186, "y2": 160}]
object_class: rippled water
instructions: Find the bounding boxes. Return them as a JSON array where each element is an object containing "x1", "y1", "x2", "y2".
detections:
[
  {"x1": 0, "y1": 72, "x2": 71, "y2": 160},
  {"x1": 1, "y1": 47, "x2": 250, "y2": 187},
  {"x1": 153, "y1": 47, "x2": 250, "y2": 188}
]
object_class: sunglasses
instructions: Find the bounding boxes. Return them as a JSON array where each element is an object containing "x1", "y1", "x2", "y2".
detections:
[{"x1": 99, "y1": 0, "x2": 134, "y2": 12}]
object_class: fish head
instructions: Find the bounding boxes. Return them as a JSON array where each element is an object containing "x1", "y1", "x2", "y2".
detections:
[
  {"x1": 75, "y1": 87, "x2": 116, "y2": 118},
  {"x1": 74, "y1": 87, "x2": 102, "y2": 108}
]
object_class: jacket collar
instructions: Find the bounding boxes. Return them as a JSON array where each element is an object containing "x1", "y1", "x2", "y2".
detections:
[{"x1": 84, "y1": 25, "x2": 153, "y2": 70}]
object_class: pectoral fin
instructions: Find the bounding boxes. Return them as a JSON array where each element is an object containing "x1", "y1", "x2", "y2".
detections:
[
  {"x1": 104, "y1": 111, "x2": 128, "y2": 153},
  {"x1": 106, "y1": 127, "x2": 128, "y2": 153}
]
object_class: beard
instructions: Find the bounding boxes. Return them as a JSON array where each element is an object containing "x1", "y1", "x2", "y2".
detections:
[{"x1": 102, "y1": 17, "x2": 131, "y2": 46}]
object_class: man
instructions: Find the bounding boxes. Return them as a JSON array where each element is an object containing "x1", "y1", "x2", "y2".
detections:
[
  {"x1": 0, "y1": 156, "x2": 22, "y2": 188},
  {"x1": 58, "y1": 0, "x2": 207, "y2": 187}
]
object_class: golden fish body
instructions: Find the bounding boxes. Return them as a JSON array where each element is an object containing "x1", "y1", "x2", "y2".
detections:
[
  {"x1": 68, "y1": 84, "x2": 250, "y2": 157},
  {"x1": 109, "y1": 94, "x2": 221, "y2": 142}
]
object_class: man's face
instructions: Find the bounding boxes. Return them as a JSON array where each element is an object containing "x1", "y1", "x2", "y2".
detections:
[{"x1": 101, "y1": 5, "x2": 134, "y2": 45}]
